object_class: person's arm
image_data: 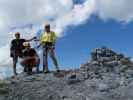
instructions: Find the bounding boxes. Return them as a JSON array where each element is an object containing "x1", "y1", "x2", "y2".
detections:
[
  {"x1": 10, "y1": 40, "x2": 14, "y2": 57},
  {"x1": 34, "y1": 33, "x2": 44, "y2": 49},
  {"x1": 52, "y1": 32, "x2": 57, "y2": 46},
  {"x1": 34, "y1": 39, "x2": 40, "y2": 41},
  {"x1": 26, "y1": 36, "x2": 37, "y2": 42},
  {"x1": 10, "y1": 40, "x2": 13, "y2": 51}
]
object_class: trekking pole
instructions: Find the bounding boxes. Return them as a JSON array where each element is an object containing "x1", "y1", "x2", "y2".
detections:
[{"x1": 43, "y1": 46, "x2": 46, "y2": 72}]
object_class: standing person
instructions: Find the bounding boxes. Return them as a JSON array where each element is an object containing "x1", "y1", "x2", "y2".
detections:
[
  {"x1": 40, "y1": 24, "x2": 60, "y2": 73},
  {"x1": 10, "y1": 32, "x2": 36, "y2": 76},
  {"x1": 20, "y1": 42, "x2": 40, "y2": 75}
]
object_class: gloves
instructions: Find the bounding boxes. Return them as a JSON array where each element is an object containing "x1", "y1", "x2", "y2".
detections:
[
  {"x1": 33, "y1": 36, "x2": 37, "y2": 39},
  {"x1": 31, "y1": 36, "x2": 37, "y2": 41}
]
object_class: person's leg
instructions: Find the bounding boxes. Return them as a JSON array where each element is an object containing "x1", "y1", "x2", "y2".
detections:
[
  {"x1": 27, "y1": 66, "x2": 32, "y2": 75},
  {"x1": 20, "y1": 58, "x2": 28, "y2": 72},
  {"x1": 27, "y1": 59, "x2": 33, "y2": 75},
  {"x1": 24, "y1": 66, "x2": 28, "y2": 72},
  {"x1": 49, "y1": 48, "x2": 60, "y2": 72},
  {"x1": 28, "y1": 66, "x2": 33, "y2": 75},
  {"x1": 20, "y1": 59, "x2": 27, "y2": 72},
  {"x1": 13, "y1": 56, "x2": 18, "y2": 76},
  {"x1": 43, "y1": 47, "x2": 49, "y2": 72}
]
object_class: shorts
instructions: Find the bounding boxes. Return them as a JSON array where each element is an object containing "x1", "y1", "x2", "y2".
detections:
[
  {"x1": 13, "y1": 55, "x2": 19, "y2": 63},
  {"x1": 12, "y1": 54, "x2": 22, "y2": 63}
]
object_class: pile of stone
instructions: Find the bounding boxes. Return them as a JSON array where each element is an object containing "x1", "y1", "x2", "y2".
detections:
[
  {"x1": 76, "y1": 47, "x2": 133, "y2": 81},
  {"x1": 91, "y1": 47, "x2": 132, "y2": 66}
]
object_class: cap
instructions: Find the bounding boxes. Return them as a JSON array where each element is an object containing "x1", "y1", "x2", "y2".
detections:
[
  {"x1": 15, "y1": 32, "x2": 20, "y2": 35},
  {"x1": 23, "y1": 42, "x2": 30, "y2": 47}
]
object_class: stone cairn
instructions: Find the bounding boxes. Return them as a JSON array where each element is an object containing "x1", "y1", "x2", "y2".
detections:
[
  {"x1": 90, "y1": 46, "x2": 132, "y2": 66},
  {"x1": 77, "y1": 47, "x2": 133, "y2": 81}
]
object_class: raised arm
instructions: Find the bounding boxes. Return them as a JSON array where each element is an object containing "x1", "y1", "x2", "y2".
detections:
[{"x1": 26, "y1": 36, "x2": 37, "y2": 42}]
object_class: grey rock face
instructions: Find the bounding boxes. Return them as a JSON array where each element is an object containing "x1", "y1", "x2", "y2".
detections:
[{"x1": 1, "y1": 47, "x2": 133, "y2": 100}]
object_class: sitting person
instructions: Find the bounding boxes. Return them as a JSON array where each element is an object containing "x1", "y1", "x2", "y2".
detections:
[{"x1": 20, "y1": 42, "x2": 40, "y2": 75}]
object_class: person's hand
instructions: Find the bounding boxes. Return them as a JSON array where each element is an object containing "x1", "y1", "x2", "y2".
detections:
[
  {"x1": 33, "y1": 36, "x2": 37, "y2": 40},
  {"x1": 33, "y1": 37, "x2": 40, "y2": 41}
]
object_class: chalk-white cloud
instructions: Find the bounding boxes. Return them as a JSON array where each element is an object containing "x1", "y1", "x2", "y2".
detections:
[
  {"x1": 53, "y1": 0, "x2": 96, "y2": 36},
  {"x1": 0, "y1": 0, "x2": 96, "y2": 78},
  {"x1": 96, "y1": 0, "x2": 133, "y2": 23}
]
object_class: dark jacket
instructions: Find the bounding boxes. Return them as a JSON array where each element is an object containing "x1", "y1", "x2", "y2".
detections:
[{"x1": 10, "y1": 39, "x2": 26, "y2": 57}]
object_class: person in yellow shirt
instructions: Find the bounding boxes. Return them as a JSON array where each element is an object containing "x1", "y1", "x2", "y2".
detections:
[{"x1": 40, "y1": 24, "x2": 60, "y2": 73}]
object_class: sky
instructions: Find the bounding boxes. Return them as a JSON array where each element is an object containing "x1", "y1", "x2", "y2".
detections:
[
  {"x1": 0, "y1": 0, "x2": 133, "y2": 78},
  {"x1": 57, "y1": 16, "x2": 133, "y2": 69}
]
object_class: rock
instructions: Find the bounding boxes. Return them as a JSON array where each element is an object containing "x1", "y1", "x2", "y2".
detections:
[
  {"x1": 98, "y1": 83, "x2": 109, "y2": 92},
  {"x1": 1, "y1": 47, "x2": 133, "y2": 100},
  {"x1": 90, "y1": 47, "x2": 132, "y2": 66},
  {"x1": 65, "y1": 73, "x2": 80, "y2": 84}
]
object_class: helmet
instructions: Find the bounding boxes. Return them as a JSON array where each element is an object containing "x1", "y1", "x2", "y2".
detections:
[
  {"x1": 15, "y1": 32, "x2": 20, "y2": 35},
  {"x1": 23, "y1": 42, "x2": 30, "y2": 47}
]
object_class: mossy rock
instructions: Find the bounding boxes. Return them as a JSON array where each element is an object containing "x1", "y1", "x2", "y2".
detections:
[
  {"x1": 0, "y1": 82, "x2": 8, "y2": 88},
  {"x1": 0, "y1": 88, "x2": 8, "y2": 95},
  {"x1": 120, "y1": 58, "x2": 131, "y2": 65},
  {"x1": 0, "y1": 81, "x2": 9, "y2": 95}
]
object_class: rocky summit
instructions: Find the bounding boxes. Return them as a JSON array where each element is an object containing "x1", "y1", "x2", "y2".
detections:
[{"x1": 1, "y1": 47, "x2": 133, "y2": 100}]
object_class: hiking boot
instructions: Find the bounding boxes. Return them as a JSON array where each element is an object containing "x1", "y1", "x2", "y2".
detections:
[
  {"x1": 56, "y1": 69, "x2": 60, "y2": 72},
  {"x1": 14, "y1": 72, "x2": 18, "y2": 76},
  {"x1": 44, "y1": 70, "x2": 50, "y2": 73},
  {"x1": 27, "y1": 72, "x2": 33, "y2": 75}
]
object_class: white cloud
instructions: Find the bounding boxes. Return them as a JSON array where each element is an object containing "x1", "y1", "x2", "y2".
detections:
[
  {"x1": 96, "y1": 0, "x2": 133, "y2": 23},
  {"x1": 53, "y1": 0, "x2": 96, "y2": 36},
  {"x1": 1, "y1": 0, "x2": 133, "y2": 78},
  {"x1": 0, "y1": 45, "x2": 12, "y2": 67},
  {"x1": 0, "y1": 0, "x2": 96, "y2": 78}
]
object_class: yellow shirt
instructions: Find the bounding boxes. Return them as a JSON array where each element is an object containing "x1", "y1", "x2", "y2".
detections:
[{"x1": 40, "y1": 31, "x2": 56, "y2": 45}]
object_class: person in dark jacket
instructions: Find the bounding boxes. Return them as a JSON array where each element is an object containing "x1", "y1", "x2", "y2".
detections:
[
  {"x1": 10, "y1": 32, "x2": 36, "y2": 76},
  {"x1": 20, "y1": 42, "x2": 40, "y2": 75}
]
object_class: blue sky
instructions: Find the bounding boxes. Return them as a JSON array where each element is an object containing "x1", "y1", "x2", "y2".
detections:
[
  {"x1": 1, "y1": 0, "x2": 133, "y2": 78},
  {"x1": 53, "y1": 16, "x2": 133, "y2": 69}
]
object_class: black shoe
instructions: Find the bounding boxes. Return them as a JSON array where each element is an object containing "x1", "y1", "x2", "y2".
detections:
[
  {"x1": 26, "y1": 72, "x2": 33, "y2": 75},
  {"x1": 24, "y1": 68, "x2": 27, "y2": 72},
  {"x1": 56, "y1": 69, "x2": 60, "y2": 72},
  {"x1": 44, "y1": 70, "x2": 50, "y2": 73},
  {"x1": 14, "y1": 72, "x2": 18, "y2": 76},
  {"x1": 28, "y1": 73, "x2": 32, "y2": 75}
]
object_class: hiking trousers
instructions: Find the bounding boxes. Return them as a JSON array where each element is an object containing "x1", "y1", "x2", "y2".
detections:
[{"x1": 43, "y1": 45, "x2": 59, "y2": 72}]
